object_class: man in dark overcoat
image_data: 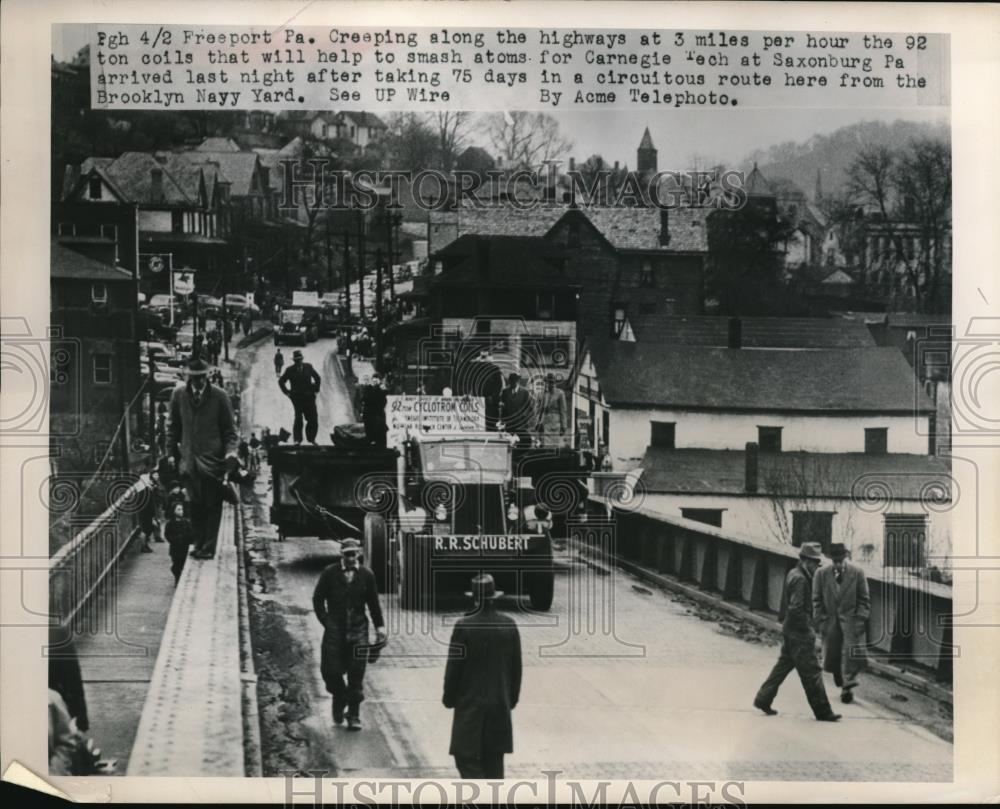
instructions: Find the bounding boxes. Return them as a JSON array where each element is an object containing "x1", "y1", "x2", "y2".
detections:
[
  {"x1": 813, "y1": 543, "x2": 871, "y2": 704},
  {"x1": 753, "y1": 542, "x2": 841, "y2": 721},
  {"x1": 443, "y1": 574, "x2": 523, "y2": 779},
  {"x1": 499, "y1": 372, "x2": 535, "y2": 446},
  {"x1": 169, "y1": 358, "x2": 239, "y2": 559},
  {"x1": 312, "y1": 538, "x2": 386, "y2": 730}
]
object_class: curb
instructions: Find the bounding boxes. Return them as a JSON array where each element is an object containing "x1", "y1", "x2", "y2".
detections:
[
  {"x1": 236, "y1": 493, "x2": 264, "y2": 777},
  {"x1": 570, "y1": 538, "x2": 954, "y2": 706}
]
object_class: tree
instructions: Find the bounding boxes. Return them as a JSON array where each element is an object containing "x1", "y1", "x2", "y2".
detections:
[
  {"x1": 378, "y1": 112, "x2": 439, "y2": 171},
  {"x1": 433, "y1": 111, "x2": 472, "y2": 171},
  {"x1": 481, "y1": 111, "x2": 572, "y2": 170}
]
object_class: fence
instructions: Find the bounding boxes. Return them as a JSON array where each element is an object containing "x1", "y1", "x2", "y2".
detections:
[
  {"x1": 49, "y1": 479, "x2": 146, "y2": 630},
  {"x1": 581, "y1": 481, "x2": 953, "y2": 684}
]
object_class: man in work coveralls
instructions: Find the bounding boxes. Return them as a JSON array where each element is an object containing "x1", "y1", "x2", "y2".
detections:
[
  {"x1": 312, "y1": 538, "x2": 386, "y2": 730},
  {"x1": 813, "y1": 542, "x2": 871, "y2": 704},
  {"x1": 753, "y1": 542, "x2": 841, "y2": 722}
]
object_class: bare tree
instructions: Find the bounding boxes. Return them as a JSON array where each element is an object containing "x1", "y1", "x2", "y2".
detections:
[
  {"x1": 381, "y1": 112, "x2": 439, "y2": 170},
  {"x1": 481, "y1": 111, "x2": 572, "y2": 170},
  {"x1": 433, "y1": 111, "x2": 472, "y2": 172}
]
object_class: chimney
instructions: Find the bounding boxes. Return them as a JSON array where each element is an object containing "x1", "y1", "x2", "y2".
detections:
[
  {"x1": 658, "y1": 208, "x2": 671, "y2": 246},
  {"x1": 745, "y1": 442, "x2": 759, "y2": 494},
  {"x1": 728, "y1": 317, "x2": 742, "y2": 349},
  {"x1": 613, "y1": 160, "x2": 620, "y2": 172},
  {"x1": 150, "y1": 167, "x2": 163, "y2": 202},
  {"x1": 569, "y1": 157, "x2": 576, "y2": 172}
]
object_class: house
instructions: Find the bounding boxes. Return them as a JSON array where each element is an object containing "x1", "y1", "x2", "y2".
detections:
[
  {"x1": 332, "y1": 111, "x2": 387, "y2": 149},
  {"x1": 574, "y1": 342, "x2": 935, "y2": 471},
  {"x1": 391, "y1": 234, "x2": 580, "y2": 396},
  {"x1": 636, "y1": 445, "x2": 952, "y2": 573},
  {"x1": 50, "y1": 242, "x2": 140, "y2": 474},
  {"x1": 455, "y1": 146, "x2": 496, "y2": 176},
  {"x1": 275, "y1": 110, "x2": 340, "y2": 141}
]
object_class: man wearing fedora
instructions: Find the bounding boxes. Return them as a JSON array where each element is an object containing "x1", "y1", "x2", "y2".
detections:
[
  {"x1": 312, "y1": 538, "x2": 386, "y2": 731},
  {"x1": 813, "y1": 543, "x2": 871, "y2": 704},
  {"x1": 443, "y1": 574, "x2": 523, "y2": 779},
  {"x1": 753, "y1": 542, "x2": 841, "y2": 721},
  {"x1": 278, "y1": 349, "x2": 322, "y2": 445},
  {"x1": 535, "y1": 372, "x2": 567, "y2": 447},
  {"x1": 499, "y1": 372, "x2": 535, "y2": 446},
  {"x1": 169, "y1": 358, "x2": 240, "y2": 560}
]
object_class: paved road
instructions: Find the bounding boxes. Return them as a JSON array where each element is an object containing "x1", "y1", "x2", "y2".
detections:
[{"x1": 241, "y1": 337, "x2": 952, "y2": 782}]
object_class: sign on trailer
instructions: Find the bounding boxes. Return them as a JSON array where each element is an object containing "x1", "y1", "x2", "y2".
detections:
[
  {"x1": 292, "y1": 290, "x2": 319, "y2": 308},
  {"x1": 386, "y1": 395, "x2": 485, "y2": 444}
]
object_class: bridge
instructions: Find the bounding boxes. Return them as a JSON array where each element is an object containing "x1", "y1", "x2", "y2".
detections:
[{"x1": 53, "y1": 337, "x2": 953, "y2": 781}]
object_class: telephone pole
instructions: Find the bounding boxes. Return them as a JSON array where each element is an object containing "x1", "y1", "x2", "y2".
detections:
[
  {"x1": 375, "y1": 247, "x2": 384, "y2": 373},
  {"x1": 342, "y1": 232, "x2": 352, "y2": 320},
  {"x1": 356, "y1": 211, "x2": 366, "y2": 322}
]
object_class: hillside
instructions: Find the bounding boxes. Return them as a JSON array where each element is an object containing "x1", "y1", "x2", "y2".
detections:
[{"x1": 744, "y1": 119, "x2": 951, "y2": 201}]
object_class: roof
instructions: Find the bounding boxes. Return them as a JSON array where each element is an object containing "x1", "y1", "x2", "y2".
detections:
[
  {"x1": 431, "y1": 235, "x2": 578, "y2": 289},
  {"x1": 626, "y1": 315, "x2": 876, "y2": 349},
  {"x1": 51, "y1": 242, "x2": 133, "y2": 281},
  {"x1": 638, "y1": 127, "x2": 656, "y2": 151},
  {"x1": 337, "y1": 111, "x2": 387, "y2": 129},
  {"x1": 180, "y1": 151, "x2": 261, "y2": 197},
  {"x1": 195, "y1": 137, "x2": 241, "y2": 153},
  {"x1": 744, "y1": 163, "x2": 776, "y2": 198},
  {"x1": 587, "y1": 343, "x2": 933, "y2": 413},
  {"x1": 639, "y1": 447, "x2": 952, "y2": 499},
  {"x1": 64, "y1": 153, "x2": 193, "y2": 206}
]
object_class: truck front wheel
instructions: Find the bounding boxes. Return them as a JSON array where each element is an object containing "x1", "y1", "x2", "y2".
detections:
[
  {"x1": 527, "y1": 571, "x2": 554, "y2": 611},
  {"x1": 363, "y1": 513, "x2": 392, "y2": 593},
  {"x1": 399, "y1": 532, "x2": 430, "y2": 610}
]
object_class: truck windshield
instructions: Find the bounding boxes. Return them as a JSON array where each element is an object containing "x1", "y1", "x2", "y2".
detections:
[
  {"x1": 282, "y1": 309, "x2": 304, "y2": 324},
  {"x1": 420, "y1": 442, "x2": 509, "y2": 484}
]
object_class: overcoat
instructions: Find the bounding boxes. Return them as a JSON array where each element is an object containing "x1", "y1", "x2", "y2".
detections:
[
  {"x1": 813, "y1": 561, "x2": 871, "y2": 677},
  {"x1": 312, "y1": 564, "x2": 384, "y2": 675},
  {"x1": 443, "y1": 607, "x2": 522, "y2": 755},
  {"x1": 169, "y1": 383, "x2": 238, "y2": 501}
]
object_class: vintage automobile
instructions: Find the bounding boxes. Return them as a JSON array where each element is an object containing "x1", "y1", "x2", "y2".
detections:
[{"x1": 273, "y1": 309, "x2": 313, "y2": 346}]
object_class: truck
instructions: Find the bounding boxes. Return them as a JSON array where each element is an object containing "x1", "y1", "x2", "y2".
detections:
[
  {"x1": 273, "y1": 308, "x2": 317, "y2": 346},
  {"x1": 268, "y1": 400, "x2": 562, "y2": 611}
]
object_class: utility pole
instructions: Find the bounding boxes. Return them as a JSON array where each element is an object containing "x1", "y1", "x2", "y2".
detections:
[
  {"x1": 325, "y1": 219, "x2": 333, "y2": 294},
  {"x1": 356, "y1": 211, "x2": 366, "y2": 322},
  {"x1": 375, "y1": 247, "x2": 384, "y2": 373},
  {"x1": 222, "y1": 258, "x2": 230, "y2": 362},
  {"x1": 384, "y1": 210, "x2": 397, "y2": 304},
  {"x1": 148, "y1": 352, "x2": 158, "y2": 461},
  {"x1": 342, "y1": 232, "x2": 352, "y2": 320}
]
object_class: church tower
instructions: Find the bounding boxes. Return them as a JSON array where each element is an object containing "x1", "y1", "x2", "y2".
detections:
[{"x1": 637, "y1": 127, "x2": 657, "y2": 175}]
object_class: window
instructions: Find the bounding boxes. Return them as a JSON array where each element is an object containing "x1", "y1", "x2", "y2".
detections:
[
  {"x1": 171, "y1": 210, "x2": 184, "y2": 234},
  {"x1": 612, "y1": 305, "x2": 626, "y2": 338},
  {"x1": 681, "y1": 508, "x2": 724, "y2": 528},
  {"x1": 883, "y1": 515, "x2": 927, "y2": 568},
  {"x1": 535, "y1": 292, "x2": 555, "y2": 319},
  {"x1": 640, "y1": 260, "x2": 654, "y2": 286},
  {"x1": 791, "y1": 511, "x2": 835, "y2": 555},
  {"x1": 865, "y1": 427, "x2": 888, "y2": 455},
  {"x1": 100, "y1": 224, "x2": 117, "y2": 240},
  {"x1": 92, "y1": 353, "x2": 112, "y2": 384},
  {"x1": 650, "y1": 421, "x2": 675, "y2": 448},
  {"x1": 758, "y1": 426, "x2": 782, "y2": 452},
  {"x1": 91, "y1": 283, "x2": 107, "y2": 304},
  {"x1": 88, "y1": 176, "x2": 102, "y2": 199}
]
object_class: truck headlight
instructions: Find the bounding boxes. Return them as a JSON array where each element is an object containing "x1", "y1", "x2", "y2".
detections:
[
  {"x1": 434, "y1": 504, "x2": 448, "y2": 522},
  {"x1": 507, "y1": 503, "x2": 520, "y2": 522}
]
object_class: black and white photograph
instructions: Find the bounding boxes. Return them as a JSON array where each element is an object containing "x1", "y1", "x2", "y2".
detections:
[{"x1": 2, "y1": 1, "x2": 998, "y2": 804}]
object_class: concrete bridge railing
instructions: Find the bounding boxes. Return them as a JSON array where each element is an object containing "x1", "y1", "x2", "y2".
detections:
[{"x1": 578, "y1": 486, "x2": 953, "y2": 686}]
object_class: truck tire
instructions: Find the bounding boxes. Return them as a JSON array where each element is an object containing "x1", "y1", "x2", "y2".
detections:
[
  {"x1": 363, "y1": 513, "x2": 391, "y2": 593},
  {"x1": 528, "y1": 571, "x2": 554, "y2": 611},
  {"x1": 399, "y1": 532, "x2": 430, "y2": 610}
]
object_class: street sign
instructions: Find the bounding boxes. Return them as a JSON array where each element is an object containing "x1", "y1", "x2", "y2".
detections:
[
  {"x1": 292, "y1": 290, "x2": 319, "y2": 308},
  {"x1": 386, "y1": 395, "x2": 485, "y2": 446},
  {"x1": 173, "y1": 271, "x2": 195, "y2": 295},
  {"x1": 148, "y1": 255, "x2": 165, "y2": 274}
]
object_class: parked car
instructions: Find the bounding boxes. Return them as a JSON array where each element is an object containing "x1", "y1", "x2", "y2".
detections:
[
  {"x1": 223, "y1": 294, "x2": 261, "y2": 315},
  {"x1": 195, "y1": 294, "x2": 223, "y2": 317}
]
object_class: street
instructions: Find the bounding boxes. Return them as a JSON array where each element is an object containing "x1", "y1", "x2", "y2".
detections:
[{"x1": 239, "y1": 337, "x2": 952, "y2": 782}]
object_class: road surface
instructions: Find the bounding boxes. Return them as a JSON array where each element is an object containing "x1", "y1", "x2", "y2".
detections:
[{"x1": 239, "y1": 337, "x2": 952, "y2": 781}]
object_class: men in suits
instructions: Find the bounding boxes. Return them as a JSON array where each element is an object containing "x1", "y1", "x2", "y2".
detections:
[
  {"x1": 813, "y1": 543, "x2": 871, "y2": 704},
  {"x1": 312, "y1": 538, "x2": 386, "y2": 730},
  {"x1": 753, "y1": 542, "x2": 841, "y2": 721},
  {"x1": 278, "y1": 349, "x2": 322, "y2": 445},
  {"x1": 443, "y1": 574, "x2": 523, "y2": 779},
  {"x1": 499, "y1": 372, "x2": 535, "y2": 446},
  {"x1": 361, "y1": 374, "x2": 388, "y2": 448}
]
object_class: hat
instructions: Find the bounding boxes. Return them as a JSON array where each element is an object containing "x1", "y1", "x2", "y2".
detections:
[
  {"x1": 186, "y1": 358, "x2": 210, "y2": 377},
  {"x1": 507, "y1": 372, "x2": 520, "y2": 385},
  {"x1": 339, "y1": 538, "x2": 361, "y2": 555},
  {"x1": 829, "y1": 543, "x2": 848, "y2": 561},
  {"x1": 545, "y1": 372, "x2": 556, "y2": 382},
  {"x1": 464, "y1": 573, "x2": 503, "y2": 601},
  {"x1": 798, "y1": 542, "x2": 823, "y2": 562},
  {"x1": 292, "y1": 349, "x2": 304, "y2": 359}
]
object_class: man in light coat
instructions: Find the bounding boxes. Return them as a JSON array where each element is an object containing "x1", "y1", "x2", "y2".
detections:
[
  {"x1": 813, "y1": 542, "x2": 871, "y2": 704},
  {"x1": 443, "y1": 574, "x2": 522, "y2": 779}
]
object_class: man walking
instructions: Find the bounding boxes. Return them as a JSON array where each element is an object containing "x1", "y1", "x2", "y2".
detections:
[
  {"x1": 361, "y1": 374, "x2": 388, "y2": 448},
  {"x1": 169, "y1": 358, "x2": 240, "y2": 560},
  {"x1": 443, "y1": 574, "x2": 523, "y2": 779},
  {"x1": 535, "y1": 372, "x2": 567, "y2": 446},
  {"x1": 499, "y1": 372, "x2": 534, "y2": 446},
  {"x1": 278, "y1": 349, "x2": 321, "y2": 445},
  {"x1": 753, "y1": 542, "x2": 841, "y2": 722},
  {"x1": 312, "y1": 538, "x2": 386, "y2": 731},
  {"x1": 813, "y1": 543, "x2": 871, "y2": 704},
  {"x1": 273, "y1": 347, "x2": 284, "y2": 377}
]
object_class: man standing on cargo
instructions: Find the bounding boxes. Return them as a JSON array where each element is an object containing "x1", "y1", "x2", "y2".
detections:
[
  {"x1": 813, "y1": 543, "x2": 871, "y2": 704},
  {"x1": 312, "y1": 539, "x2": 386, "y2": 731},
  {"x1": 278, "y1": 349, "x2": 321, "y2": 445},
  {"x1": 443, "y1": 574, "x2": 522, "y2": 779},
  {"x1": 499, "y1": 372, "x2": 534, "y2": 446},
  {"x1": 753, "y1": 542, "x2": 841, "y2": 722},
  {"x1": 169, "y1": 358, "x2": 240, "y2": 560}
]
